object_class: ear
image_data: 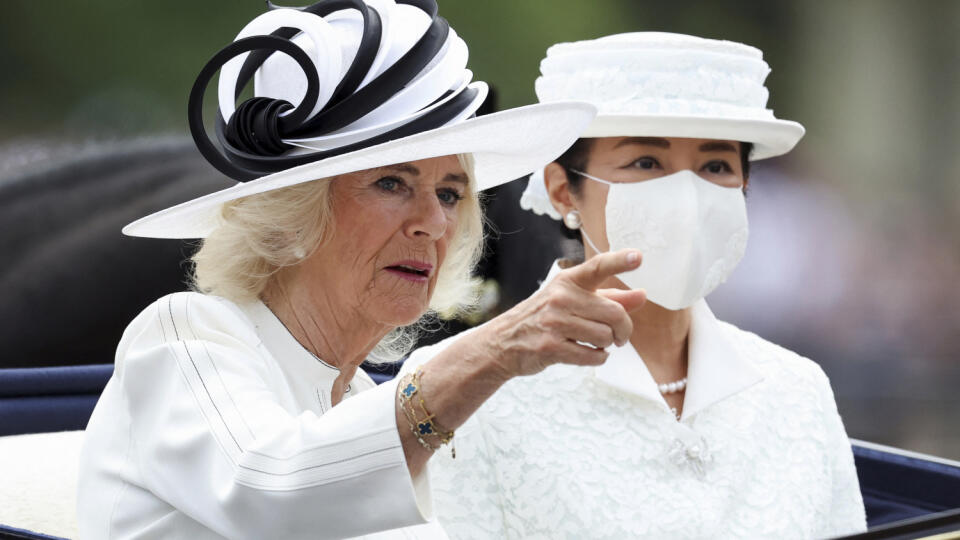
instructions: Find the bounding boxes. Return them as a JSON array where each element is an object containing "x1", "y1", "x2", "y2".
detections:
[{"x1": 544, "y1": 162, "x2": 577, "y2": 217}]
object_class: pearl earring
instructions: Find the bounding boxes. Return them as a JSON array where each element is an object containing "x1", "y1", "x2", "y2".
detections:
[{"x1": 563, "y1": 210, "x2": 582, "y2": 230}]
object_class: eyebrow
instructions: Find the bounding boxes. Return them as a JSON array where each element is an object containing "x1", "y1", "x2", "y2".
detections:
[
  {"x1": 384, "y1": 163, "x2": 420, "y2": 175},
  {"x1": 698, "y1": 141, "x2": 738, "y2": 153},
  {"x1": 442, "y1": 173, "x2": 469, "y2": 185},
  {"x1": 613, "y1": 137, "x2": 739, "y2": 155},
  {"x1": 383, "y1": 163, "x2": 468, "y2": 184},
  {"x1": 613, "y1": 137, "x2": 671, "y2": 149}
]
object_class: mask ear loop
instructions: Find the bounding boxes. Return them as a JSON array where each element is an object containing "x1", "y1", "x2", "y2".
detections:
[
  {"x1": 568, "y1": 169, "x2": 612, "y2": 256},
  {"x1": 570, "y1": 169, "x2": 614, "y2": 187},
  {"x1": 580, "y1": 222, "x2": 604, "y2": 256}
]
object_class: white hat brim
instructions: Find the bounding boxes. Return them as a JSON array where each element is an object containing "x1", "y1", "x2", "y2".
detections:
[
  {"x1": 123, "y1": 101, "x2": 595, "y2": 239},
  {"x1": 583, "y1": 114, "x2": 805, "y2": 161}
]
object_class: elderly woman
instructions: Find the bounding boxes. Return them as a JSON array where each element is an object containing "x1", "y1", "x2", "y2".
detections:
[
  {"x1": 405, "y1": 33, "x2": 869, "y2": 538},
  {"x1": 75, "y1": 4, "x2": 645, "y2": 539}
]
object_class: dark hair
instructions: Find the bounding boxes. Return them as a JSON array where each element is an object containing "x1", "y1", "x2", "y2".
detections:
[
  {"x1": 553, "y1": 138, "x2": 754, "y2": 239},
  {"x1": 554, "y1": 138, "x2": 596, "y2": 196}
]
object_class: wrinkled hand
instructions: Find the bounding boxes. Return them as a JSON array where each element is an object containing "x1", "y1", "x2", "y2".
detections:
[{"x1": 479, "y1": 249, "x2": 647, "y2": 380}]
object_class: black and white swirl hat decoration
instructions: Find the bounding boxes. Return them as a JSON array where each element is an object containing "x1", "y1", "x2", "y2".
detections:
[
  {"x1": 124, "y1": 0, "x2": 595, "y2": 239},
  {"x1": 194, "y1": 0, "x2": 481, "y2": 181}
]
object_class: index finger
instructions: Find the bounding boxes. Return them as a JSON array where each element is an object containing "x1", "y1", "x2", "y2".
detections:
[{"x1": 564, "y1": 249, "x2": 642, "y2": 291}]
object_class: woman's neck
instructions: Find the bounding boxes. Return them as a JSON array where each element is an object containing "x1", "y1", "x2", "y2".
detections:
[
  {"x1": 627, "y1": 299, "x2": 691, "y2": 383},
  {"x1": 262, "y1": 271, "x2": 392, "y2": 402},
  {"x1": 577, "y1": 247, "x2": 691, "y2": 381}
]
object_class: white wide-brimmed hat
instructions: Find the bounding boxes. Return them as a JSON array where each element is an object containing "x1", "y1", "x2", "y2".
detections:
[
  {"x1": 520, "y1": 32, "x2": 804, "y2": 220},
  {"x1": 124, "y1": 0, "x2": 595, "y2": 239}
]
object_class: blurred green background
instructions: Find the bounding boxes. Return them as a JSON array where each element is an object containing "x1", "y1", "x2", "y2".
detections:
[{"x1": 1, "y1": 1, "x2": 958, "y2": 458}]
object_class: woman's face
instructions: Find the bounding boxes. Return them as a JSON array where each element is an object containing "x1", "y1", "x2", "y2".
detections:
[
  {"x1": 548, "y1": 136, "x2": 747, "y2": 258},
  {"x1": 293, "y1": 155, "x2": 468, "y2": 327}
]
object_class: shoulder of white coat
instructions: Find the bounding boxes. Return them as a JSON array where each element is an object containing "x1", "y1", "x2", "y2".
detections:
[
  {"x1": 717, "y1": 320, "x2": 833, "y2": 395},
  {"x1": 115, "y1": 292, "x2": 258, "y2": 374}
]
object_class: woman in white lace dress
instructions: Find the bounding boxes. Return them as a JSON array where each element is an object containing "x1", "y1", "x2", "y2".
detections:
[{"x1": 403, "y1": 33, "x2": 868, "y2": 539}]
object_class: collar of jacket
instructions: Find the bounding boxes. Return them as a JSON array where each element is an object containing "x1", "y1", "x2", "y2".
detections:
[
  {"x1": 238, "y1": 299, "x2": 376, "y2": 400},
  {"x1": 539, "y1": 260, "x2": 764, "y2": 421}
]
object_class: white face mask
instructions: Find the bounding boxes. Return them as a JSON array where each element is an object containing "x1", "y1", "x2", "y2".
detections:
[{"x1": 572, "y1": 169, "x2": 749, "y2": 310}]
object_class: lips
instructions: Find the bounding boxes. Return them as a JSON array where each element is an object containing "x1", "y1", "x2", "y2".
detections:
[{"x1": 384, "y1": 260, "x2": 434, "y2": 280}]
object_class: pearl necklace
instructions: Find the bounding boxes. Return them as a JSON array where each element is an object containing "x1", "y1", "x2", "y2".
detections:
[{"x1": 658, "y1": 377, "x2": 687, "y2": 395}]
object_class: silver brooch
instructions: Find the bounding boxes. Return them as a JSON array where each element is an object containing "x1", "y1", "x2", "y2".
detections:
[{"x1": 669, "y1": 436, "x2": 713, "y2": 478}]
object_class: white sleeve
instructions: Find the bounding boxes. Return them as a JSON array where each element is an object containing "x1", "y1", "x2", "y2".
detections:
[
  {"x1": 111, "y1": 293, "x2": 429, "y2": 539},
  {"x1": 812, "y1": 366, "x2": 868, "y2": 537},
  {"x1": 404, "y1": 337, "x2": 510, "y2": 539}
]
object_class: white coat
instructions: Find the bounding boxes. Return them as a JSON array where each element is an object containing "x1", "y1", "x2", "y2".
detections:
[{"x1": 77, "y1": 292, "x2": 446, "y2": 539}]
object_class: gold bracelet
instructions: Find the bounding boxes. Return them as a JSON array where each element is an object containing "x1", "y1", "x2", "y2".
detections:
[
  {"x1": 398, "y1": 366, "x2": 456, "y2": 458},
  {"x1": 399, "y1": 372, "x2": 444, "y2": 452},
  {"x1": 400, "y1": 368, "x2": 454, "y2": 446},
  {"x1": 399, "y1": 375, "x2": 436, "y2": 452}
]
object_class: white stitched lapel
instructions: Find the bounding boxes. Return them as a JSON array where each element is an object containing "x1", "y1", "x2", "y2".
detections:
[
  {"x1": 679, "y1": 300, "x2": 763, "y2": 420},
  {"x1": 594, "y1": 341, "x2": 669, "y2": 409},
  {"x1": 591, "y1": 298, "x2": 764, "y2": 420}
]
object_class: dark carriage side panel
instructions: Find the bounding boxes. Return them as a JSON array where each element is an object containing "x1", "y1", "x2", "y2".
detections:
[{"x1": 853, "y1": 441, "x2": 960, "y2": 527}]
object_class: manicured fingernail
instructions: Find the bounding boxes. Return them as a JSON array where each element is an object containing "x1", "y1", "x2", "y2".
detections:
[{"x1": 627, "y1": 251, "x2": 640, "y2": 265}]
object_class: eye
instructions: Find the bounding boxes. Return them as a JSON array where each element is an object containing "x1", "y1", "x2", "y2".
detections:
[
  {"x1": 375, "y1": 175, "x2": 405, "y2": 193},
  {"x1": 627, "y1": 156, "x2": 661, "y2": 170},
  {"x1": 437, "y1": 187, "x2": 464, "y2": 207},
  {"x1": 702, "y1": 160, "x2": 733, "y2": 175}
]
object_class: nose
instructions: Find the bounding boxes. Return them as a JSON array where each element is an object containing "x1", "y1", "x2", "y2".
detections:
[{"x1": 403, "y1": 191, "x2": 448, "y2": 240}]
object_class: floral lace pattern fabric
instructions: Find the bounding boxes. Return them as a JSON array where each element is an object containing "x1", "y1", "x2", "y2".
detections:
[
  {"x1": 537, "y1": 71, "x2": 775, "y2": 119},
  {"x1": 701, "y1": 228, "x2": 749, "y2": 297},
  {"x1": 411, "y1": 322, "x2": 866, "y2": 539},
  {"x1": 535, "y1": 34, "x2": 777, "y2": 120},
  {"x1": 606, "y1": 201, "x2": 669, "y2": 255}
]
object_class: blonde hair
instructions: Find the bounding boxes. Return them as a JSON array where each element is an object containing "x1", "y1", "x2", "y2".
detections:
[{"x1": 191, "y1": 154, "x2": 484, "y2": 361}]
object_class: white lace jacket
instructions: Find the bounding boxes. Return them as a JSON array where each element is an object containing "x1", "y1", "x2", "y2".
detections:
[{"x1": 404, "y1": 263, "x2": 867, "y2": 540}]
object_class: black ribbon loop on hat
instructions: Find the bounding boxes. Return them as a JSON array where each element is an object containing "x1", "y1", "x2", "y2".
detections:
[
  {"x1": 225, "y1": 97, "x2": 293, "y2": 156},
  {"x1": 212, "y1": 85, "x2": 478, "y2": 175},
  {"x1": 254, "y1": 0, "x2": 382, "y2": 110},
  {"x1": 188, "y1": 35, "x2": 320, "y2": 180},
  {"x1": 289, "y1": 13, "x2": 448, "y2": 137},
  {"x1": 188, "y1": 0, "x2": 472, "y2": 182}
]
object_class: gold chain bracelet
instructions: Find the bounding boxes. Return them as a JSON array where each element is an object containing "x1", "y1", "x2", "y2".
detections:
[{"x1": 398, "y1": 366, "x2": 455, "y2": 458}]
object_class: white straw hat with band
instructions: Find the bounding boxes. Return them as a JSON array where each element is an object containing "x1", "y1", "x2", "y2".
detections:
[
  {"x1": 123, "y1": 0, "x2": 595, "y2": 239},
  {"x1": 520, "y1": 31, "x2": 804, "y2": 220}
]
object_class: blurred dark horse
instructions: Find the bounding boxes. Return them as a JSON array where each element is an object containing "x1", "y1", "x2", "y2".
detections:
[
  {"x1": 0, "y1": 138, "x2": 230, "y2": 367},
  {"x1": 0, "y1": 137, "x2": 568, "y2": 368}
]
